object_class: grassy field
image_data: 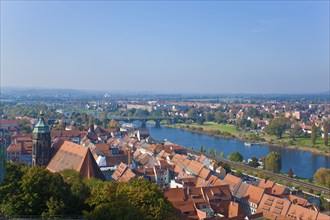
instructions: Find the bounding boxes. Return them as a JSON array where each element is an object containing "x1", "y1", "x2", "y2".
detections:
[{"x1": 199, "y1": 122, "x2": 242, "y2": 135}]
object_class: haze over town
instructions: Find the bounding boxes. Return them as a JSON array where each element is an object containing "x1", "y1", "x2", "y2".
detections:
[{"x1": 1, "y1": 1, "x2": 329, "y2": 94}]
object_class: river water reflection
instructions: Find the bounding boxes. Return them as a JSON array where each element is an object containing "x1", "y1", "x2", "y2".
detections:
[{"x1": 147, "y1": 124, "x2": 330, "y2": 179}]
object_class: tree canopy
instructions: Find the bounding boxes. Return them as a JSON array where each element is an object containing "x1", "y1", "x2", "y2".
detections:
[
  {"x1": 265, "y1": 117, "x2": 291, "y2": 139},
  {"x1": 313, "y1": 168, "x2": 330, "y2": 188},
  {"x1": 265, "y1": 152, "x2": 282, "y2": 173},
  {"x1": 228, "y1": 151, "x2": 243, "y2": 162},
  {"x1": 0, "y1": 164, "x2": 177, "y2": 219}
]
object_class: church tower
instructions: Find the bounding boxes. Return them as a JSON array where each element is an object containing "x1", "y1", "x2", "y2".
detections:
[{"x1": 32, "y1": 112, "x2": 51, "y2": 166}]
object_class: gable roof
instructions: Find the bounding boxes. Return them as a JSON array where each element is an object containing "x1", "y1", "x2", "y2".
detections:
[
  {"x1": 7, "y1": 142, "x2": 21, "y2": 153},
  {"x1": 258, "y1": 179, "x2": 275, "y2": 189},
  {"x1": 47, "y1": 141, "x2": 105, "y2": 180},
  {"x1": 258, "y1": 194, "x2": 291, "y2": 217},
  {"x1": 111, "y1": 162, "x2": 136, "y2": 182},
  {"x1": 271, "y1": 184, "x2": 287, "y2": 196},
  {"x1": 284, "y1": 194, "x2": 312, "y2": 207},
  {"x1": 186, "y1": 160, "x2": 205, "y2": 176},
  {"x1": 198, "y1": 167, "x2": 211, "y2": 180},
  {"x1": 287, "y1": 204, "x2": 319, "y2": 220},
  {"x1": 105, "y1": 154, "x2": 129, "y2": 167},
  {"x1": 94, "y1": 143, "x2": 112, "y2": 156},
  {"x1": 223, "y1": 174, "x2": 242, "y2": 191},
  {"x1": 243, "y1": 184, "x2": 265, "y2": 205},
  {"x1": 232, "y1": 181, "x2": 249, "y2": 199}
]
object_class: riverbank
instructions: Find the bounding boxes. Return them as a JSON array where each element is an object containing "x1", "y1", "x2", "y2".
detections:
[{"x1": 167, "y1": 122, "x2": 330, "y2": 156}]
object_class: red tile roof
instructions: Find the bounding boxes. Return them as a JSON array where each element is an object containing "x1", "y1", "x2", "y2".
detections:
[
  {"x1": 258, "y1": 194, "x2": 291, "y2": 217},
  {"x1": 7, "y1": 142, "x2": 21, "y2": 153},
  {"x1": 242, "y1": 185, "x2": 265, "y2": 205},
  {"x1": 47, "y1": 141, "x2": 105, "y2": 180},
  {"x1": 111, "y1": 162, "x2": 136, "y2": 182},
  {"x1": 286, "y1": 204, "x2": 319, "y2": 220}
]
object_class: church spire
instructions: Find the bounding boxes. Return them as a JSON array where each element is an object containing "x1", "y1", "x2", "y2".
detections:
[{"x1": 32, "y1": 111, "x2": 51, "y2": 166}]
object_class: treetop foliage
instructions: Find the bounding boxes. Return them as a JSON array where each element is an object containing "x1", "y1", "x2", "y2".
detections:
[
  {"x1": 228, "y1": 151, "x2": 243, "y2": 162},
  {"x1": 265, "y1": 151, "x2": 282, "y2": 173},
  {"x1": 0, "y1": 163, "x2": 177, "y2": 219}
]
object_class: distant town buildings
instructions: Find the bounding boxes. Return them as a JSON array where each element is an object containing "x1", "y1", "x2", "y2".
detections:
[{"x1": 1, "y1": 97, "x2": 329, "y2": 219}]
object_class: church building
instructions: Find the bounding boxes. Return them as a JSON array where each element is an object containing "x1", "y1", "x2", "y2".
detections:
[{"x1": 32, "y1": 112, "x2": 51, "y2": 166}]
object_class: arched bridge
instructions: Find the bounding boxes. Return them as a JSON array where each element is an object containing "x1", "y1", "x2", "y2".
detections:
[{"x1": 108, "y1": 116, "x2": 198, "y2": 128}]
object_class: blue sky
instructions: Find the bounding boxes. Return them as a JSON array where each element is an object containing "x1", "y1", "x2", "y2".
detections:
[{"x1": 1, "y1": 1, "x2": 329, "y2": 94}]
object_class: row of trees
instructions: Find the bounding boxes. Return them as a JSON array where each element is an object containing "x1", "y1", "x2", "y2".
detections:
[
  {"x1": 199, "y1": 146, "x2": 225, "y2": 158},
  {"x1": 0, "y1": 163, "x2": 177, "y2": 219},
  {"x1": 227, "y1": 151, "x2": 282, "y2": 173},
  {"x1": 200, "y1": 147, "x2": 282, "y2": 174}
]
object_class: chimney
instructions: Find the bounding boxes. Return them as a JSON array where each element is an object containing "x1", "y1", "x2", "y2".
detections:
[{"x1": 128, "y1": 151, "x2": 131, "y2": 167}]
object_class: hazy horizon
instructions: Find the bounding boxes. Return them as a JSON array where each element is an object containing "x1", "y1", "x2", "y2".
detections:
[
  {"x1": 2, "y1": 86, "x2": 329, "y2": 96},
  {"x1": 1, "y1": 1, "x2": 329, "y2": 94}
]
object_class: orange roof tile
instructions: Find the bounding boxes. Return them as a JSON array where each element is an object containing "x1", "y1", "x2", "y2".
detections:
[
  {"x1": 243, "y1": 185, "x2": 265, "y2": 205},
  {"x1": 186, "y1": 160, "x2": 204, "y2": 176},
  {"x1": 258, "y1": 194, "x2": 291, "y2": 217},
  {"x1": 47, "y1": 141, "x2": 105, "y2": 180},
  {"x1": 287, "y1": 204, "x2": 319, "y2": 220},
  {"x1": 7, "y1": 142, "x2": 21, "y2": 153},
  {"x1": 199, "y1": 167, "x2": 211, "y2": 180},
  {"x1": 112, "y1": 162, "x2": 136, "y2": 182},
  {"x1": 271, "y1": 184, "x2": 287, "y2": 196},
  {"x1": 223, "y1": 174, "x2": 242, "y2": 189}
]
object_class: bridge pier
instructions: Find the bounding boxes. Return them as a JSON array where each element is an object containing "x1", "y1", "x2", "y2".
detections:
[
  {"x1": 141, "y1": 120, "x2": 147, "y2": 129},
  {"x1": 155, "y1": 120, "x2": 161, "y2": 128}
]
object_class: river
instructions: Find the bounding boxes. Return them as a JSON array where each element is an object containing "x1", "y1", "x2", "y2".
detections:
[{"x1": 147, "y1": 124, "x2": 330, "y2": 179}]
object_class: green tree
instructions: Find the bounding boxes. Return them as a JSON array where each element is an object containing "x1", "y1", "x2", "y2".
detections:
[
  {"x1": 265, "y1": 152, "x2": 282, "y2": 173},
  {"x1": 100, "y1": 111, "x2": 109, "y2": 127},
  {"x1": 228, "y1": 151, "x2": 243, "y2": 162},
  {"x1": 204, "y1": 112, "x2": 214, "y2": 122},
  {"x1": 216, "y1": 161, "x2": 231, "y2": 173},
  {"x1": 0, "y1": 165, "x2": 72, "y2": 217},
  {"x1": 319, "y1": 195, "x2": 330, "y2": 211},
  {"x1": 19, "y1": 166, "x2": 71, "y2": 217},
  {"x1": 234, "y1": 170, "x2": 242, "y2": 177},
  {"x1": 108, "y1": 119, "x2": 119, "y2": 128},
  {"x1": 60, "y1": 169, "x2": 91, "y2": 215},
  {"x1": 208, "y1": 148, "x2": 213, "y2": 156},
  {"x1": 196, "y1": 117, "x2": 205, "y2": 125},
  {"x1": 134, "y1": 109, "x2": 149, "y2": 118},
  {"x1": 290, "y1": 123, "x2": 302, "y2": 139},
  {"x1": 313, "y1": 168, "x2": 330, "y2": 188},
  {"x1": 311, "y1": 122, "x2": 317, "y2": 145},
  {"x1": 247, "y1": 107, "x2": 260, "y2": 118},
  {"x1": 323, "y1": 121, "x2": 328, "y2": 146},
  {"x1": 265, "y1": 117, "x2": 291, "y2": 139},
  {"x1": 213, "y1": 149, "x2": 218, "y2": 157},
  {"x1": 187, "y1": 108, "x2": 198, "y2": 118},
  {"x1": 84, "y1": 179, "x2": 177, "y2": 220},
  {"x1": 0, "y1": 163, "x2": 28, "y2": 217},
  {"x1": 200, "y1": 146, "x2": 206, "y2": 155},
  {"x1": 220, "y1": 151, "x2": 225, "y2": 158},
  {"x1": 248, "y1": 157, "x2": 259, "y2": 168}
]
